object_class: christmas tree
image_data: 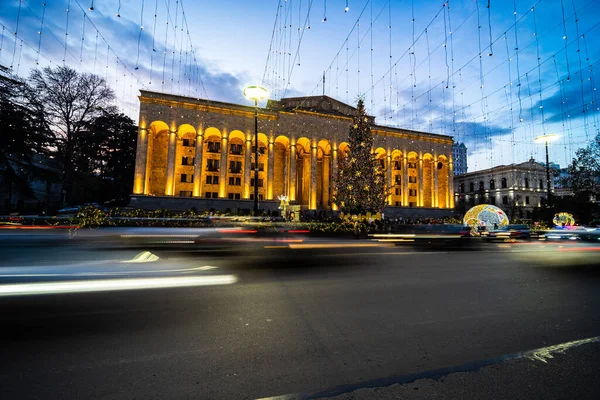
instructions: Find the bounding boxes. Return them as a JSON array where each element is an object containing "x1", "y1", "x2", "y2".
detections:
[{"x1": 332, "y1": 98, "x2": 388, "y2": 214}]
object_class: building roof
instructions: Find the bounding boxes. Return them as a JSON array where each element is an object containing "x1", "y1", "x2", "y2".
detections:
[{"x1": 455, "y1": 159, "x2": 545, "y2": 178}]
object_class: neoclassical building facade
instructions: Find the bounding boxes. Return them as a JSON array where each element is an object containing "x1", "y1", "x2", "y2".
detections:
[{"x1": 133, "y1": 91, "x2": 455, "y2": 211}]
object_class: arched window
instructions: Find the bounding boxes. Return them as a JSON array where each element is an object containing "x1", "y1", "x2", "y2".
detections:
[
  {"x1": 539, "y1": 179, "x2": 544, "y2": 189},
  {"x1": 460, "y1": 183, "x2": 465, "y2": 193},
  {"x1": 501, "y1": 178, "x2": 507, "y2": 188},
  {"x1": 479, "y1": 181, "x2": 484, "y2": 191},
  {"x1": 490, "y1": 179, "x2": 495, "y2": 189},
  {"x1": 469, "y1": 182, "x2": 474, "y2": 192},
  {"x1": 524, "y1": 177, "x2": 530, "y2": 188}
]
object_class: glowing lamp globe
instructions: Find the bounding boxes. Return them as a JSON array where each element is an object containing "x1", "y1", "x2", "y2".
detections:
[
  {"x1": 244, "y1": 86, "x2": 269, "y2": 101},
  {"x1": 463, "y1": 204, "x2": 509, "y2": 228}
]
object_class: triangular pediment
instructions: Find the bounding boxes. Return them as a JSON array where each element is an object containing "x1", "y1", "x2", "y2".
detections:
[{"x1": 270, "y1": 95, "x2": 361, "y2": 118}]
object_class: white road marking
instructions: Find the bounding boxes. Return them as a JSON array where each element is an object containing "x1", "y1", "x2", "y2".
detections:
[
  {"x1": 122, "y1": 251, "x2": 159, "y2": 263},
  {"x1": 523, "y1": 336, "x2": 600, "y2": 363}
]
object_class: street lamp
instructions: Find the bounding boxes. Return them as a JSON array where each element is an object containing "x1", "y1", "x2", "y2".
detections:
[
  {"x1": 244, "y1": 85, "x2": 269, "y2": 216},
  {"x1": 535, "y1": 133, "x2": 559, "y2": 208}
]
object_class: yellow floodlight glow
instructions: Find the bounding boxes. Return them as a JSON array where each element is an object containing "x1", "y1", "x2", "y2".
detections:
[
  {"x1": 244, "y1": 85, "x2": 269, "y2": 101},
  {"x1": 535, "y1": 133, "x2": 559, "y2": 143}
]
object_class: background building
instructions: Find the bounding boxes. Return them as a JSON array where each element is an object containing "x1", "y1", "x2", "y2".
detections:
[
  {"x1": 454, "y1": 158, "x2": 553, "y2": 220},
  {"x1": 131, "y1": 91, "x2": 455, "y2": 214},
  {"x1": 452, "y1": 142, "x2": 468, "y2": 175}
]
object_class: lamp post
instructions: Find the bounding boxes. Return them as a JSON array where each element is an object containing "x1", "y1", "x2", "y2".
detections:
[
  {"x1": 535, "y1": 133, "x2": 559, "y2": 208},
  {"x1": 244, "y1": 85, "x2": 269, "y2": 216}
]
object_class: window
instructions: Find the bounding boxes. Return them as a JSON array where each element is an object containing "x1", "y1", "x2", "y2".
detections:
[
  {"x1": 394, "y1": 161, "x2": 402, "y2": 170},
  {"x1": 469, "y1": 182, "x2": 475, "y2": 192},
  {"x1": 408, "y1": 176, "x2": 417, "y2": 183},
  {"x1": 249, "y1": 194, "x2": 264, "y2": 201},
  {"x1": 525, "y1": 196, "x2": 530, "y2": 205},
  {"x1": 409, "y1": 189, "x2": 417, "y2": 196},
  {"x1": 490, "y1": 179, "x2": 495, "y2": 189},
  {"x1": 204, "y1": 192, "x2": 218, "y2": 198},
  {"x1": 378, "y1": 159, "x2": 385, "y2": 169},
  {"x1": 251, "y1": 146, "x2": 266, "y2": 154},
  {"x1": 207, "y1": 141, "x2": 221, "y2": 153},
  {"x1": 501, "y1": 178, "x2": 507, "y2": 189},
  {"x1": 230, "y1": 143, "x2": 243, "y2": 155},
  {"x1": 409, "y1": 202, "x2": 416, "y2": 207},
  {"x1": 229, "y1": 161, "x2": 242, "y2": 173},
  {"x1": 179, "y1": 191, "x2": 192, "y2": 197},
  {"x1": 207, "y1": 159, "x2": 219, "y2": 171},
  {"x1": 408, "y1": 162, "x2": 417, "y2": 169},
  {"x1": 181, "y1": 156, "x2": 194, "y2": 166},
  {"x1": 180, "y1": 174, "x2": 193, "y2": 183},
  {"x1": 539, "y1": 179, "x2": 544, "y2": 189},
  {"x1": 182, "y1": 138, "x2": 195, "y2": 147},
  {"x1": 479, "y1": 181, "x2": 484, "y2": 191},
  {"x1": 251, "y1": 162, "x2": 265, "y2": 172},
  {"x1": 502, "y1": 196, "x2": 508, "y2": 205},
  {"x1": 227, "y1": 193, "x2": 241, "y2": 200},
  {"x1": 228, "y1": 177, "x2": 241, "y2": 186},
  {"x1": 525, "y1": 177, "x2": 530, "y2": 188},
  {"x1": 250, "y1": 178, "x2": 264, "y2": 187},
  {"x1": 395, "y1": 176, "x2": 402, "y2": 185},
  {"x1": 395, "y1": 201, "x2": 401, "y2": 206},
  {"x1": 395, "y1": 188, "x2": 401, "y2": 195},
  {"x1": 205, "y1": 175, "x2": 219, "y2": 185}
]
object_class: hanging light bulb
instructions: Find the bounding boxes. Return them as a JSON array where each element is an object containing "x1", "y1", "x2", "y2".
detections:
[
  {"x1": 89, "y1": 1, "x2": 94, "y2": 11},
  {"x1": 345, "y1": 0, "x2": 349, "y2": 12}
]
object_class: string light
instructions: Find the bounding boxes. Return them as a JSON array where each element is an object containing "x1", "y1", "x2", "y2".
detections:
[
  {"x1": 89, "y1": 1, "x2": 94, "y2": 11},
  {"x1": 345, "y1": 0, "x2": 349, "y2": 13},
  {"x1": 63, "y1": 0, "x2": 71, "y2": 64},
  {"x1": 36, "y1": 1, "x2": 47, "y2": 66},
  {"x1": 135, "y1": 0, "x2": 145, "y2": 70},
  {"x1": 116, "y1": 0, "x2": 122, "y2": 17},
  {"x1": 11, "y1": 0, "x2": 23, "y2": 69}
]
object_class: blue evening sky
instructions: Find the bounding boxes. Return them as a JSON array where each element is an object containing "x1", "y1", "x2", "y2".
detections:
[{"x1": 1, "y1": 0, "x2": 599, "y2": 171}]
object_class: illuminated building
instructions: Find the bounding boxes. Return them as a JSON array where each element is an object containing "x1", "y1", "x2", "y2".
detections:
[
  {"x1": 454, "y1": 158, "x2": 553, "y2": 220},
  {"x1": 132, "y1": 91, "x2": 454, "y2": 212}
]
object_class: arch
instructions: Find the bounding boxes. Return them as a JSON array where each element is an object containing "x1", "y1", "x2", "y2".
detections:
[
  {"x1": 422, "y1": 153, "x2": 434, "y2": 208},
  {"x1": 338, "y1": 142, "x2": 350, "y2": 158},
  {"x1": 390, "y1": 149, "x2": 403, "y2": 206},
  {"x1": 146, "y1": 121, "x2": 170, "y2": 195},
  {"x1": 174, "y1": 124, "x2": 197, "y2": 196},
  {"x1": 177, "y1": 124, "x2": 196, "y2": 138},
  {"x1": 202, "y1": 127, "x2": 223, "y2": 198},
  {"x1": 296, "y1": 137, "x2": 311, "y2": 153},
  {"x1": 275, "y1": 135, "x2": 290, "y2": 147},
  {"x1": 316, "y1": 140, "x2": 333, "y2": 208},
  {"x1": 229, "y1": 129, "x2": 245, "y2": 142},
  {"x1": 204, "y1": 126, "x2": 221, "y2": 140},
  {"x1": 294, "y1": 137, "x2": 312, "y2": 205},
  {"x1": 251, "y1": 132, "x2": 269, "y2": 145},
  {"x1": 407, "y1": 152, "x2": 419, "y2": 207},
  {"x1": 437, "y1": 155, "x2": 449, "y2": 208},
  {"x1": 318, "y1": 139, "x2": 332, "y2": 156}
]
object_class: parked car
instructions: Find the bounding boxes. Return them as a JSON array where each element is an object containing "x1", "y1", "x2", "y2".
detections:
[{"x1": 483, "y1": 224, "x2": 531, "y2": 241}]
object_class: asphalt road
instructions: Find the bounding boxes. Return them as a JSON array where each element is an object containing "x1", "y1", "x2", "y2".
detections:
[{"x1": 1, "y1": 236, "x2": 600, "y2": 399}]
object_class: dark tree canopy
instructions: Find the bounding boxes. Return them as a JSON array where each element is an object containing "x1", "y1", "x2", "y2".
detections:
[
  {"x1": 332, "y1": 98, "x2": 388, "y2": 214},
  {"x1": 564, "y1": 133, "x2": 600, "y2": 197}
]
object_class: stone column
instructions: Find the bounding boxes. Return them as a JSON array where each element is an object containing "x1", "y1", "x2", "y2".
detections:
[
  {"x1": 267, "y1": 139, "x2": 275, "y2": 200},
  {"x1": 402, "y1": 155, "x2": 408, "y2": 206},
  {"x1": 386, "y1": 154, "x2": 393, "y2": 206},
  {"x1": 193, "y1": 131, "x2": 204, "y2": 197},
  {"x1": 244, "y1": 135, "x2": 252, "y2": 199},
  {"x1": 133, "y1": 127, "x2": 148, "y2": 194},
  {"x1": 219, "y1": 131, "x2": 228, "y2": 198},
  {"x1": 418, "y1": 154, "x2": 423, "y2": 207},
  {"x1": 433, "y1": 157, "x2": 439, "y2": 208},
  {"x1": 322, "y1": 155, "x2": 330, "y2": 206},
  {"x1": 288, "y1": 143, "x2": 297, "y2": 201},
  {"x1": 310, "y1": 144, "x2": 317, "y2": 210},
  {"x1": 165, "y1": 130, "x2": 177, "y2": 196}
]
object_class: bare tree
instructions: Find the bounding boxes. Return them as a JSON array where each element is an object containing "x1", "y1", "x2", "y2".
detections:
[{"x1": 22, "y1": 66, "x2": 116, "y2": 206}]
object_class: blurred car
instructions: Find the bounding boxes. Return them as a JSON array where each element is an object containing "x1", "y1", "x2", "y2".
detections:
[
  {"x1": 483, "y1": 224, "x2": 531, "y2": 241},
  {"x1": 544, "y1": 226, "x2": 597, "y2": 242}
]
